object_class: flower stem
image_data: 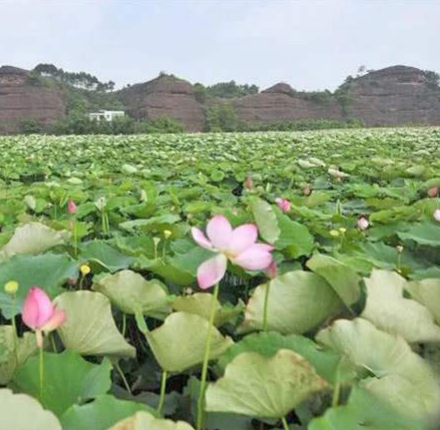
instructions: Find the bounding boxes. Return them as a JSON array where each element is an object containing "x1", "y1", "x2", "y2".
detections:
[
  {"x1": 281, "y1": 417, "x2": 290, "y2": 430},
  {"x1": 39, "y1": 347, "x2": 44, "y2": 401},
  {"x1": 262, "y1": 282, "x2": 271, "y2": 331},
  {"x1": 121, "y1": 313, "x2": 127, "y2": 337},
  {"x1": 157, "y1": 370, "x2": 168, "y2": 415},
  {"x1": 332, "y1": 361, "x2": 341, "y2": 408},
  {"x1": 73, "y1": 219, "x2": 78, "y2": 258},
  {"x1": 196, "y1": 283, "x2": 220, "y2": 430},
  {"x1": 114, "y1": 362, "x2": 132, "y2": 394},
  {"x1": 11, "y1": 295, "x2": 19, "y2": 365}
]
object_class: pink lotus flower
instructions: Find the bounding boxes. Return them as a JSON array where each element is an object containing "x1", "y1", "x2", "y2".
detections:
[
  {"x1": 22, "y1": 287, "x2": 66, "y2": 348},
  {"x1": 275, "y1": 198, "x2": 291, "y2": 213},
  {"x1": 191, "y1": 215, "x2": 274, "y2": 289},
  {"x1": 67, "y1": 199, "x2": 77, "y2": 215},
  {"x1": 265, "y1": 261, "x2": 278, "y2": 279},
  {"x1": 357, "y1": 216, "x2": 369, "y2": 230},
  {"x1": 434, "y1": 209, "x2": 440, "y2": 222}
]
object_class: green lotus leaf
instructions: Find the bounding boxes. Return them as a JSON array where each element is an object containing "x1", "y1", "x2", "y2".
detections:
[
  {"x1": 54, "y1": 291, "x2": 136, "y2": 357},
  {"x1": 13, "y1": 350, "x2": 112, "y2": 417},
  {"x1": 80, "y1": 241, "x2": 135, "y2": 272},
  {"x1": 406, "y1": 278, "x2": 440, "y2": 325},
  {"x1": 140, "y1": 312, "x2": 233, "y2": 373},
  {"x1": 217, "y1": 331, "x2": 355, "y2": 385},
  {"x1": 93, "y1": 270, "x2": 171, "y2": 318},
  {"x1": 0, "y1": 388, "x2": 61, "y2": 430},
  {"x1": 241, "y1": 271, "x2": 342, "y2": 334},
  {"x1": 133, "y1": 257, "x2": 195, "y2": 286},
  {"x1": 250, "y1": 197, "x2": 280, "y2": 245},
  {"x1": 317, "y1": 318, "x2": 440, "y2": 426},
  {"x1": 0, "y1": 326, "x2": 37, "y2": 384},
  {"x1": 274, "y1": 212, "x2": 315, "y2": 258},
  {"x1": 206, "y1": 349, "x2": 327, "y2": 418},
  {"x1": 0, "y1": 253, "x2": 78, "y2": 319},
  {"x1": 361, "y1": 270, "x2": 440, "y2": 342},
  {"x1": 172, "y1": 293, "x2": 243, "y2": 327},
  {"x1": 60, "y1": 394, "x2": 157, "y2": 430},
  {"x1": 398, "y1": 222, "x2": 440, "y2": 247},
  {"x1": 308, "y1": 385, "x2": 422, "y2": 430},
  {"x1": 306, "y1": 253, "x2": 361, "y2": 308},
  {"x1": 108, "y1": 412, "x2": 195, "y2": 430},
  {"x1": 0, "y1": 222, "x2": 68, "y2": 260}
]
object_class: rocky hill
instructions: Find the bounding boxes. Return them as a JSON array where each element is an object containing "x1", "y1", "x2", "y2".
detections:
[
  {"x1": 0, "y1": 65, "x2": 440, "y2": 133},
  {"x1": 117, "y1": 75, "x2": 205, "y2": 132},
  {"x1": 232, "y1": 83, "x2": 343, "y2": 124},
  {"x1": 342, "y1": 66, "x2": 440, "y2": 126},
  {"x1": 0, "y1": 66, "x2": 65, "y2": 134}
]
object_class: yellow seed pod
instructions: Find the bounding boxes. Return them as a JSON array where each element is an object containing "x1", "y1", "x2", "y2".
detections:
[
  {"x1": 80, "y1": 264, "x2": 91, "y2": 276},
  {"x1": 164, "y1": 230, "x2": 172, "y2": 239},
  {"x1": 4, "y1": 280, "x2": 19, "y2": 295},
  {"x1": 329, "y1": 229, "x2": 340, "y2": 237},
  {"x1": 396, "y1": 245, "x2": 404, "y2": 253},
  {"x1": 339, "y1": 227, "x2": 347, "y2": 234}
]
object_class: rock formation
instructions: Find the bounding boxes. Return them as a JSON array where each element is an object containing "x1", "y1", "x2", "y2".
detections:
[
  {"x1": 0, "y1": 66, "x2": 65, "y2": 133},
  {"x1": 1, "y1": 64, "x2": 440, "y2": 133},
  {"x1": 117, "y1": 75, "x2": 205, "y2": 132},
  {"x1": 233, "y1": 82, "x2": 342, "y2": 125},
  {"x1": 344, "y1": 66, "x2": 440, "y2": 126}
]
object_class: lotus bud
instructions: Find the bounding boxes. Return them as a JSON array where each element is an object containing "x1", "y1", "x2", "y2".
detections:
[
  {"x1": 303, "y1": 185, "x2": 312, "y2": 196},
  {"x1": 428, "y1": 187, "x2": 439, "y2": 198},
  {"x1": 275, "y1": 198, "x2": 291, "y2": 213},
  {"x1": 357, "y1": 216, "x2": 369, "y2": 230},
  {"x1": 244, "y1": 175, "x2": 253, "y2": 190},
  {"x1": 434, "y1": 209, "x2": 440, "y2": 222},
  {"x1": 67, "y1": 199, "x2": 77, "y2": 215}
]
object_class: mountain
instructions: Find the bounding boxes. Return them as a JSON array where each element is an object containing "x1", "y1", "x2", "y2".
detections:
[
  {"x1": 117, "y1": 74, "x2": 204, "y2": 132},
  {"x1": 0, "y1": 64, "x2": 440, "y2": 133},
  {"x1": 0, "y1": 66, "x2": 65, "y2": 134}
]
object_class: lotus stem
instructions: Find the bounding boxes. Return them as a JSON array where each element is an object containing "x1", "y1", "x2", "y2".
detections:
[
  {"x1": 39, "y1": 347, "x2": 44, "y2": 401},
  {"x1": 114, "y1": 362, "x2": 132, "y2": 394},
  {"x1": 121, "y1": 313, "x2": 127, "y2": 337},
  {"x1": 281, "y1": 417, "x2": 290, "y2": 430},
  {"x1": 262, "y1": 282, "x2": 271, "y2": 331},
  {"x1": 73, "y1": 219, "x2": 78, "y2": 258},
  {"x1": 157, "y1": 370, "x2": 168, "y2": 415},
  {"x1": 332, "y1": 361, "x2": 341, "y2": 407},
  {"x1": 196, "y1": 282, "x2": 220, "y2": 430},
  {"x1": 11, "y1": 295, "x2": 19, "y2": 365}
]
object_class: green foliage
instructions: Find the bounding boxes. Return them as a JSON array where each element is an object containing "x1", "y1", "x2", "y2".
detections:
[
  {"x1": 19, "y1": 119, "x2": 41, "y2": 135},
  {"x1": 239, "y1": 118, "x2": 364, "y2": 132},
  {"x1": 205, "y1": 103, "x2": 238, "y2": 132},
  {"x1": 204, "y1": 80, "x2": 259, "y2": 99},
  {"x1": 34, "y1": 63, "x2": 115, "y2": 91},
  {"x1": 49, "y1": 114, "x2": 184, "y2": 135},
  {"x1": 0, "y1": 128, "x2": 440, "y2": 429},
  {"x1": 194, "y1": 83, "x2": 207, "y2": 103},
  {"x1": 425, "y1": 70, "x2": 440, "y2": 90}
]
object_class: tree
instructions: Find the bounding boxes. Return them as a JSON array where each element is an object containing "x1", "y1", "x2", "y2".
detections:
[{"x1": 205, "y1": 103, "x2": 238, "y2": 132}]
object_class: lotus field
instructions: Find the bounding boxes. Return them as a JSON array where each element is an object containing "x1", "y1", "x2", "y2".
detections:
[{"x1": 1, "y1": 128, "x2": 440, "y2": 430}]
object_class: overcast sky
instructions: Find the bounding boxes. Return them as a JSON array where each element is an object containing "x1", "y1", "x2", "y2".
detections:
[{"x1": 1, "y1": 0, "x2": 439, "y2": 91}]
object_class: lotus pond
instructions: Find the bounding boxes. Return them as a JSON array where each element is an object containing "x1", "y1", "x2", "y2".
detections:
[{"x1": 1, "y1": 128, "x2": 440, "y2": 430}]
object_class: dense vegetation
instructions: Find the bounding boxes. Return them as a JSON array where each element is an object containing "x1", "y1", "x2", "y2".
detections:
[{"x1": 1, "y1": 128, "x2": 440, "y2": 429}]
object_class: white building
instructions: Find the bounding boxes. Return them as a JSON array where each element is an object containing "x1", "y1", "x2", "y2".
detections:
[{"x1": 89, "y1": 110, "x2": 125, "y2": 122}]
